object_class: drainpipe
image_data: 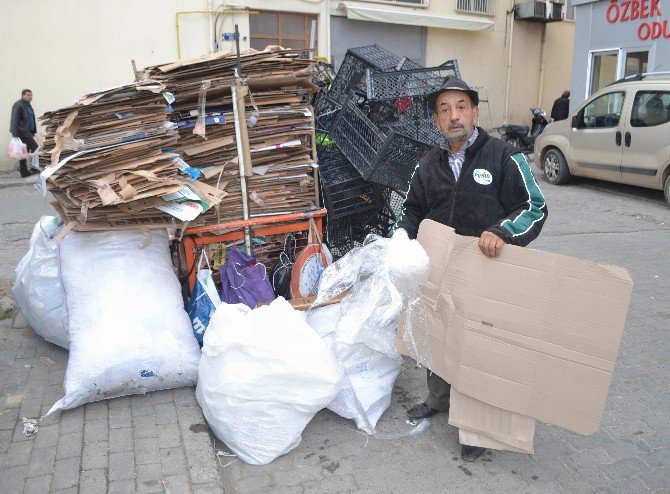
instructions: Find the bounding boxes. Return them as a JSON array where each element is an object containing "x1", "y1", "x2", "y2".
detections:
[
  {"x1": 503, "y1": 1, "x2": 516, "y2": 125},
  {"x1": 537, "y1": 23, "x2": 548, "y2": 108},
  {"x1": 326, "y1": 0, "x2": 332, "y2": 62},
  {"x1": 207, "y1": 0, "x2": 214, "y2": 53}
]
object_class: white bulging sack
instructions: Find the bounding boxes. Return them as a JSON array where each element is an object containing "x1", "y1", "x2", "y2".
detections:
[
  {"x1": 46, "y1": 229, "x2": 200, "y2": 416},
  {"x1": 306, "y1": 305, "x2": 401, "y2": 433},
  {"x1": 196, "y1": 298, "x2": 342, "y2": 465},
  {"x1": 13, "y1": 216, "x2": 68, "y2": 349}
]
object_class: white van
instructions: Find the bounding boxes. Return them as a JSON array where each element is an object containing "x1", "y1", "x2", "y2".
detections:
[{"x1": 534, "y1": 74, "x2": 670, "y2": 206}]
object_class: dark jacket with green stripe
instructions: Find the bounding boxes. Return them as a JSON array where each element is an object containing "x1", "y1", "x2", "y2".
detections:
[{"x1": 397, "y1": 128, "x2": 547, "y2": 245}]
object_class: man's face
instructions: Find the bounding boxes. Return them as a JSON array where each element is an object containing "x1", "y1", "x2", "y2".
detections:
[
  {"x1": 433, "y1": 90, "x2": 479, "y2": 145},
  {"x1": 22, "y1": 92, "x2": 33, "y2": 103}
]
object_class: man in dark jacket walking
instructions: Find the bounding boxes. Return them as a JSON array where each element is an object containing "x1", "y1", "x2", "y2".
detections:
[
  {"x1": 398, "y1": 76, "x2": 548, "y2": 462},
  {"x1": 10, "y1": 89, "x2": 39, "y2": 177},
  {"x1": 550, "y1": 90, "x2": 570, "y2": 121}
]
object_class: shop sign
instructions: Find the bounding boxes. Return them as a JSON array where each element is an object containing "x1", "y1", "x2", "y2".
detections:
[{"x1": 606, "y1": 0, "x2": 670, "y2": 40}]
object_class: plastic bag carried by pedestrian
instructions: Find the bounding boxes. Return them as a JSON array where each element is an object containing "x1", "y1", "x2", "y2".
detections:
[
  {"x1": 196, "y1": 298, "x2": 342, "y2": 465},
  {"x1": 306, "y1": 229, "x2": 430, "y2": 434},
  {"x1": 187, "y1": 250, "x2": 221, "y2": 343},
  {"x1": 219, "y1": 247, "x2": 276, "y2": 309},
  {"x1": 7, "y1": 137, "x2": 27, "y2": 160},
  {"x1": 290, "y1": 219, "x2": 332, "y2": 298},
  {"x1": 12, "y1": 216, "x2": 69, "y2": 349},
  {"x1": 46, "y1": 229, "x2": 201, "y2": 416}
]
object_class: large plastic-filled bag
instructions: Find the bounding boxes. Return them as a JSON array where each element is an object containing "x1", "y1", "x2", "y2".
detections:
[
  {"x1": 196, "y1": 298, "x2": 342, "y2": 465},
  {"x1": 13, "y1": 216, "x2": 69, "y2": 349},
  {"x1": 46, "y1": 229, "x2": 201, "y2": 416},
  {"x1": 307, "y1": 229, "x2": 429, "y2": 434}
]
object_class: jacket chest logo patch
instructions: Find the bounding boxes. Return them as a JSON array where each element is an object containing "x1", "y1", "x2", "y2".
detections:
[{"x1": 473, "y1": 169, "x2": 493, "y2": 185}]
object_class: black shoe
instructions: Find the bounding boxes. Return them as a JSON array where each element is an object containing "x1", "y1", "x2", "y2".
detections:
[
  {"x1": 406, "y1": 402, "x2": 440, "y2": 419},
  {"x1": 461, "y1": 445, "x2": 487, "y2": 462}
]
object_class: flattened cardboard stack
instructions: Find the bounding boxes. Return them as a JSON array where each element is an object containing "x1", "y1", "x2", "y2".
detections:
[
  {"x1": 39, "y1": 81, "x2": 225, "y2": 230},
  {"x1": 39, "y1": 48, "x2": 319, "y2": 232},
  {"x1": 138, "y1": 49, "x2": 320, "y2": 225},
  {"x1": 398, "y1": 220, "x2": 633, "y2": 452}
]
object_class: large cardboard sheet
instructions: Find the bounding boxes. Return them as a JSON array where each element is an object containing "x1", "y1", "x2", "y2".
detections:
[
  {"x1": 449, "y1": 389, "x2": 535, "y2": 454},
  {"x1": 397, "y1": 220, "x2": 633, "y2": 435}
]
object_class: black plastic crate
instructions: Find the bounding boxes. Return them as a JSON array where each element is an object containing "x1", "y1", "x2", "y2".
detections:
[
  {"x1": 368, "y1": 132, "x2": 432, "y2": 192},
  {"x1": 313, "y1": 94, "x2": 341, "y2": 133},
  {"x1": 365, "y1": 61, "x2": 461, "y2": 100},
  {"x1": 331, "y1": 99, "x2": 387, "y2": 179},
  {"x1": 328, "y1": 45, "x2": 419, "y2": 104},
  {"x1": 325, "y1": 208, "x2": 390, "y2": 260},
  {"x1": 379, "y1": 117, "x2": 443, "y2": 146},
  {"x1": 365, "y1": 95, "x2": 433, "y2": 127},
  {"x1": 332, "y1": 103, "x2": 431, "y2": 192},
  {"x1": 318, "y1": 147, "x2": 380, "y2": 220}
]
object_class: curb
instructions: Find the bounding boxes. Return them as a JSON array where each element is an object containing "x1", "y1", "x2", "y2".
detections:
[{"x1": 0, "y1": 174, "x2": 40, "y2": 189}]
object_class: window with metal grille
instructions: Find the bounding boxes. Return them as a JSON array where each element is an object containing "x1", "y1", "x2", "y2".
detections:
[
  {"x1": 456, "y1": 0, "x2": 497, "y2": 16},
  {"x1": 249, "y1": 11, "x2": 317, "y2": 51}
]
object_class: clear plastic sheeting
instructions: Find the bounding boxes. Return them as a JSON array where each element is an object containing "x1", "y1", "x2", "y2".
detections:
[
  {"x1": 197, "y1": 298, "x2": 342, "y2": 465},
  {"x1": 13, "y1": 216, "x2": 69, "y2": 349},
  {"x1": 308, "y1": 229, "x2": 430, "y2": 434},
  {"x1": 46, "y1": 229, "x2": 201, "y2": 416}
]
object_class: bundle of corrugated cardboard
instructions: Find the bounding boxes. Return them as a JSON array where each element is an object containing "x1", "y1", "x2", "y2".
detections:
[
  {"x1": 137, "y1": 48, "x2": 320, "y2": 224},
  {"x1": 39, "y1": 48, "x2": 318, "y2": 231},
  {"x1": 399, "y1": 220, "x2": 633, "y2": 454},
  {"x1": 39, "y1": 81, "x2": 226, "y2": 230}
]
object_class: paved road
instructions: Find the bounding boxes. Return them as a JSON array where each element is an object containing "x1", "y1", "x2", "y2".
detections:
[{"x1": 0, "y1": 170, "x2": 668, "y2": 493}]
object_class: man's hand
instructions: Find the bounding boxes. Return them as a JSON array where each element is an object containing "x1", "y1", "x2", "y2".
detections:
[{"x1": 478, "y1": 231, "x2": 505, "y2": 259}]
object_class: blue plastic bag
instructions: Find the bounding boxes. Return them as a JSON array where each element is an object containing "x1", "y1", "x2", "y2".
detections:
[{"x1": 187, "y1": 251, "x2": 221, "y2": 343}]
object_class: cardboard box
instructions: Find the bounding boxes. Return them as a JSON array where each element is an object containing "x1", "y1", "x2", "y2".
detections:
[
  {"x1": 449, "y1": 389, "x2": 535, "y2": 454},
  {"x1": 458, "y1": 429, "x2": 531, "y2": 454},
  {"x1": 397, "y1": 220, "x2": 633, "y2": 435}
]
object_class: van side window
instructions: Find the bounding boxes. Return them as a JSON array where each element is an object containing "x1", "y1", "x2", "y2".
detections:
[
  {"x1": 580, "y1": 92, "x2": 625, "y2": 128},
  {"x1": 631, "y1": 91, "x2": 670, "y2": 127}
]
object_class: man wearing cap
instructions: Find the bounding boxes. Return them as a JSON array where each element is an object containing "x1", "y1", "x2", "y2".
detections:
[{"x1": 397, "y1": 76, "x2": 548, "y2": 461}]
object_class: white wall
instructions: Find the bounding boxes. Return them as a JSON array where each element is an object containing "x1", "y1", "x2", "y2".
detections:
[{"x1": 0, "y1": 0, "x2": 329, "y2": 171}]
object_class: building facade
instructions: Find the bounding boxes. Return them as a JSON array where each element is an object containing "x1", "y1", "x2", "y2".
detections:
[
  {"x1": 571, "y1": 0, "x2": 670, "y2": 109},
  {"x1": 1, "y1": 0, "x2": 575, "y2": 170}
]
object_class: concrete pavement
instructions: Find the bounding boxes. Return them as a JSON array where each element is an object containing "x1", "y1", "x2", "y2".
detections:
[{"x1": 0, "y1": 169, "x2": 668, "y2": 493}]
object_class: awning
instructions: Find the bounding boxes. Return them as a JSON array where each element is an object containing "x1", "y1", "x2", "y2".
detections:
[{"x1": 338, "y1": 2, "x2": 494, "y2": 31}]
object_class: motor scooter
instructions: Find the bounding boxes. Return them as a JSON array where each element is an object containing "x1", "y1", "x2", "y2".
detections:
[{"x1": 500, "y1": 108, "x2": 548, "y2": 152}]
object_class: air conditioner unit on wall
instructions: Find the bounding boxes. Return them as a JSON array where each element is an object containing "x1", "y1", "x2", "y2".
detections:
[
  {"x1": 516, "y1": 1, "x2": 546, "y2": 20},
  {"x1": 549, "y1": 2, "x2": 565, "y2": 20},
  {"x1": 515, "y1": 0, "x2": 564, "y2": 22}
]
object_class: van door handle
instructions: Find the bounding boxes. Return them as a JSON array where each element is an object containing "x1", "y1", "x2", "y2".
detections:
[
  {"x1": 625, "y1": 132, "x2": 631, "y2": 147},
  {"x1": 615, "y1": 131, "x2": 622, "y2": 146}
]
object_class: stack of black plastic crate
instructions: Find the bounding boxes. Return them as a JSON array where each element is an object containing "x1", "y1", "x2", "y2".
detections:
[{"x1": 314, "y1": 45, "x2": 461, "y2": 258}]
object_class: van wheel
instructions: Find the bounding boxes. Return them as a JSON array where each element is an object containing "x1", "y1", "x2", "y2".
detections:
[
  {"x1": 664, "y1": 174, "x2": 670, "y2": 207},
  {"x1": 543, "y1": 149, "x2": 570, "y2": 185}
]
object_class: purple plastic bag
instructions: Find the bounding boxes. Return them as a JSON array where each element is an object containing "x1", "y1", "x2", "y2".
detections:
[{"x1": 219, "y1": 248, "x2": 276, "y2": 309}]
